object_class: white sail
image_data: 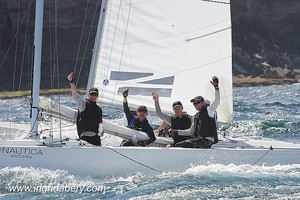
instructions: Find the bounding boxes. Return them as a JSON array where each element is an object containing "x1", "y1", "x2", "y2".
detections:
[{"x1": 89, "y1": 0, "x2": 232, "y2": 124}]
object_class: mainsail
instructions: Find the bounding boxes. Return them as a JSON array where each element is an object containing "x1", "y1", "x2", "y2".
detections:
[{"x1": 88, "y1": 0, "x2": 232, "y2": 124}]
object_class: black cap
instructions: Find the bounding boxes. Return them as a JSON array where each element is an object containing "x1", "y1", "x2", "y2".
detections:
[
  {"x1": 89, "y1": 87, "x2": 99, "y2": 95},
  {"x1": 137, "y1": 105, "x2": 148, "y2": 112},
  {"x1": 172, "y1": 101, "x2": 183, "y2": 108},
  {"x1": 190, "y1": 96, "x2": 204, "y2": 103}
]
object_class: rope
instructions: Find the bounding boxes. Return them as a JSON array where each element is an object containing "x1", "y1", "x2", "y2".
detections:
[
  {"x1": 76, "y1": 0, "x2": 100, "y2": 86},
  {"x1": 251, "y1": 146, "x2": 273, "y2": 165},
  {"x1": 108, "y1": 0, "x2": 134, "y2": 103},
  {"x1": 186, "y1": 27, "x2": 231, "y2": 42},
  {"x1": 201, "y1": 0, "x2": 230, "y2": 5},
  {"x1": 257, "y1": 0, "x2": 285, "y2": 69},
  {"x1": 12, "y1": 0, "x2": 21, "y2": 92},
  {"x1": 103, "y1": 146, "x2": 163, "y2": 174},
  {"x1": 74, "y1": 0, "x2": 90, "y2": 74},
  {"x1": 0, "y1": 0, "x2": 34, "y2": 70},
  {"x1": 18, "y1": 7, "x2": 30, "y2": 93}
]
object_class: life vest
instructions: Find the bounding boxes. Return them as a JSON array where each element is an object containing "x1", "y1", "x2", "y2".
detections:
[
  {"x1": 128, "y1": 115, "x2": 138, "y2": 129},
  {"x1": 128, "y1": 115, "x2": 149, "y2": 132},
  {"x1": 171, "y1": 112, "x2": 192, "y2": 130},
  {"x1": 193, "y1": 107, "x2": 218, "y2": 143},
  {"x1": 76, "y1": 100, "x2": 102, "y2": 138}
]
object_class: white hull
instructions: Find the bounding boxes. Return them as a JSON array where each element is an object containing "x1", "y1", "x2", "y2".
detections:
[{"x1": 1, "y1": 138, "x2": 299, "y2": 178}]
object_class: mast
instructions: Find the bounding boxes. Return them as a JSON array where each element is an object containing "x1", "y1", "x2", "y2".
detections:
[
  {"x1": 86, "y1": 0, "x2": 107, "y2": 91},
  {"x1": 30, "y1": 0, "x2": 44, "y2": 138}
]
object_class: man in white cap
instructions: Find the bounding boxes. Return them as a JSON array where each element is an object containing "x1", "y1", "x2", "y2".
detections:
[
  {"x1": 172, "y1": 76, "x2": 220, "y2": 148},
  {"x1": 67, "y1": 72, "x2": 103, "y2": 146}
]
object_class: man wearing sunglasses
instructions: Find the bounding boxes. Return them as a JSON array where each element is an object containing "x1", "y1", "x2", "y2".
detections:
[
  {"x1": 67, "y1": 72, "x2": 103, "y2": 146},
  {"x1": 173, "y1": 76, "x2": 220, "y2": 149}
]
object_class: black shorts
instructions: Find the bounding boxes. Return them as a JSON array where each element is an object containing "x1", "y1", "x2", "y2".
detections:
[
  {"x1": 175, "y1": 137, "x2": 213, "y2": 149},
  {"x1": 80, "y1": 135, "x2": 101, "y2": 146}
]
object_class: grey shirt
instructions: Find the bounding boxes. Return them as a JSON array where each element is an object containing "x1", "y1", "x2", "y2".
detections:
[{"x1": 154, "y1": 100, "x2": 172, "y2": 126}]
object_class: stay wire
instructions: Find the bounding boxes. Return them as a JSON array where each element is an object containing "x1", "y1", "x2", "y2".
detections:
[
  {"x1": 54, "y1": 0, "x2": 63, "y2": 144},
  {"x1": 12, "y1": 0, "x2": 21, "y2": 92},
  {"x1": 76, "y1": 0, "x2": 101, "y2": 86},
  {"x1": 29, "y1": 107, "x2": 40, "y2": 136},
  {"x1": 104, "y1": 147, "x2": 163, "y2": 174},
  {"x1": 113, "y1": 0, "x2": 133, "y2": 103},
  {"x1": 201, "y1": 0, "x2": 230, "y2": 5},
  {"x1": 48, "y1": 0, "x2": 54, "y2": 91},
  {"x1": 18, "y1": 6, "x2": 30, "y2": 93},
  {"x1": 251, "y1": 146, "x2": 273, "y2": 165},
  {"x1": 257, "y1": 0, "x2": 285, "y2": 69},
  {"x1": 0, "y1": 0, "x2": 34, "y2": 70},
  {"x1": 74, "y1": 0, "x2": 90, "y2": 75}
]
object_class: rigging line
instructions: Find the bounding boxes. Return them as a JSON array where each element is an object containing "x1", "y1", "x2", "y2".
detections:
[
  {"x1": 113, "y1": 0, "x2": 133, "y2": 103},
  {"x1": 29, "y1": 108, "x2": 39, "y2": 136},
  {"x1": 74, "y1": 0, "x2": 90, "y2": 74},
  {"x1": 48, "y1": 0, "x2": 54, "y2": 91},
  {"x1": 103, "y1": 147, "x2": 163, "y2": 174},
  {"x1": 98, "y1": 0, "x2": 123, "y2": 98},
  {"x1": 18, "y1": 8, "x2": 30, "y2": 93},
  {"x1": 201, "y1": 0, "x2": 230, "y2": 5},
  {"x1": 13, "y1": 0, "x2": 21, "y2": 92},
  {"x1": 257, "y1": 0, "x2": 284, "y2": 69},
  {"x1": 10, "y1": 1, "x2": 23, "y2": 126},
  {"x1": 0, "y1": 0, "x2": 34, "y2": 70},
  {"x1": 28, "y1": 15, "x2": 34, "y2": 91},
  {"x1": 97, "y1": 0, "x2": 122, "y2": 102},
  {"x1": 54, "y1": 0, "x2": 59, "y2": 90},
  {"x1": 105, "y1": 19, "x2": 231, "y2": 48},
  {"x1": 251, "y1": 146, "x2": 273, "y2": 165},
  {"x1": 76, "y1": 0, "x2": 100, "y2": 86},
  {"x1": 54, "y1": 0, "x2": 63, "y2": 144},
  {"x1": 186, "y1": 27, "x2": 231, "y2": 42}
]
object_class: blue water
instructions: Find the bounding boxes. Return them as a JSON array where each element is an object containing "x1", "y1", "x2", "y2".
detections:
[{"x1": 0, "y1": 84, "x2": 300, "y2": 199}]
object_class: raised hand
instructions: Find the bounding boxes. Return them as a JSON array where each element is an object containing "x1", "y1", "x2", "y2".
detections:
[
  {"x1": 67, "y1": 72, "x2": 75, "y2": 83},
  {"x1": 210, "y1": 76, "x2": 219, "y2": 89},
  {"x1": 123, "y1": 89, "x2": 129, "y2": 98},
  {"x1": 152, "y1": 92, "x2": 159, "y2": 101}
]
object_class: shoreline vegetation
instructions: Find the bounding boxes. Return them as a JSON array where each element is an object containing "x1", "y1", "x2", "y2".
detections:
[{"x1": 0, "y1": 76, "x2": 299, "y2": 99}]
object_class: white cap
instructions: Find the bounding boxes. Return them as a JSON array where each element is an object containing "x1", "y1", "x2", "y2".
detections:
[{"x1": 204, "y1": 99, "x2": 210, "y2": 106}]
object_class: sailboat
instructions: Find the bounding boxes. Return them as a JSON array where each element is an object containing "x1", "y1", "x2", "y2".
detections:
[{"x1": 1, "y1": 0, "x2": 300, "y2": 178}]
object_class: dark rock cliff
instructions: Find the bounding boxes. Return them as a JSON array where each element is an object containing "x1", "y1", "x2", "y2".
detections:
[
  {"x1": 231, "y1": 0, "x2": 300, "y2": 81},
  {"x1": 0, "y1": 0, "x2": 299, "y2": 92}
]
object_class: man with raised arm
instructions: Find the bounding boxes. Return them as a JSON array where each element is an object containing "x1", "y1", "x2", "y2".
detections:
[
  {"x1": 152, "y1": 93, "x2": 192, "y2": 146},
  {"x1": 173, "y1": 76, "x2": 220, "y2": 149},
  {"x1": 121, "y1": 89, "x2": 156, "y2": 146},
  {"x1": 67, "y1": 72, "x2": 103, "y2": 146}
]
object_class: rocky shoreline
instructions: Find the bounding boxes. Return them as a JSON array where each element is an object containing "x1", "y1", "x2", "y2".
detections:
[
  {"x1": 233, "y1": 76, "x2": 300, "y2": 87},
  {"x1": 0, "y1": 77, "x2": 299, "y2": 99}
]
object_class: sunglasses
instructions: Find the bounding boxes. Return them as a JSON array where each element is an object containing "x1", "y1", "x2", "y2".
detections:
[
  {"x1": 193, "y1": 101, "x2": 202, "y2": 105},
  {"x1": 89, "y1": 93, "x2": 98, "y2": 97},
  {"x1": 138, "y1": 110, "x2": 147, "y2": 113}
]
